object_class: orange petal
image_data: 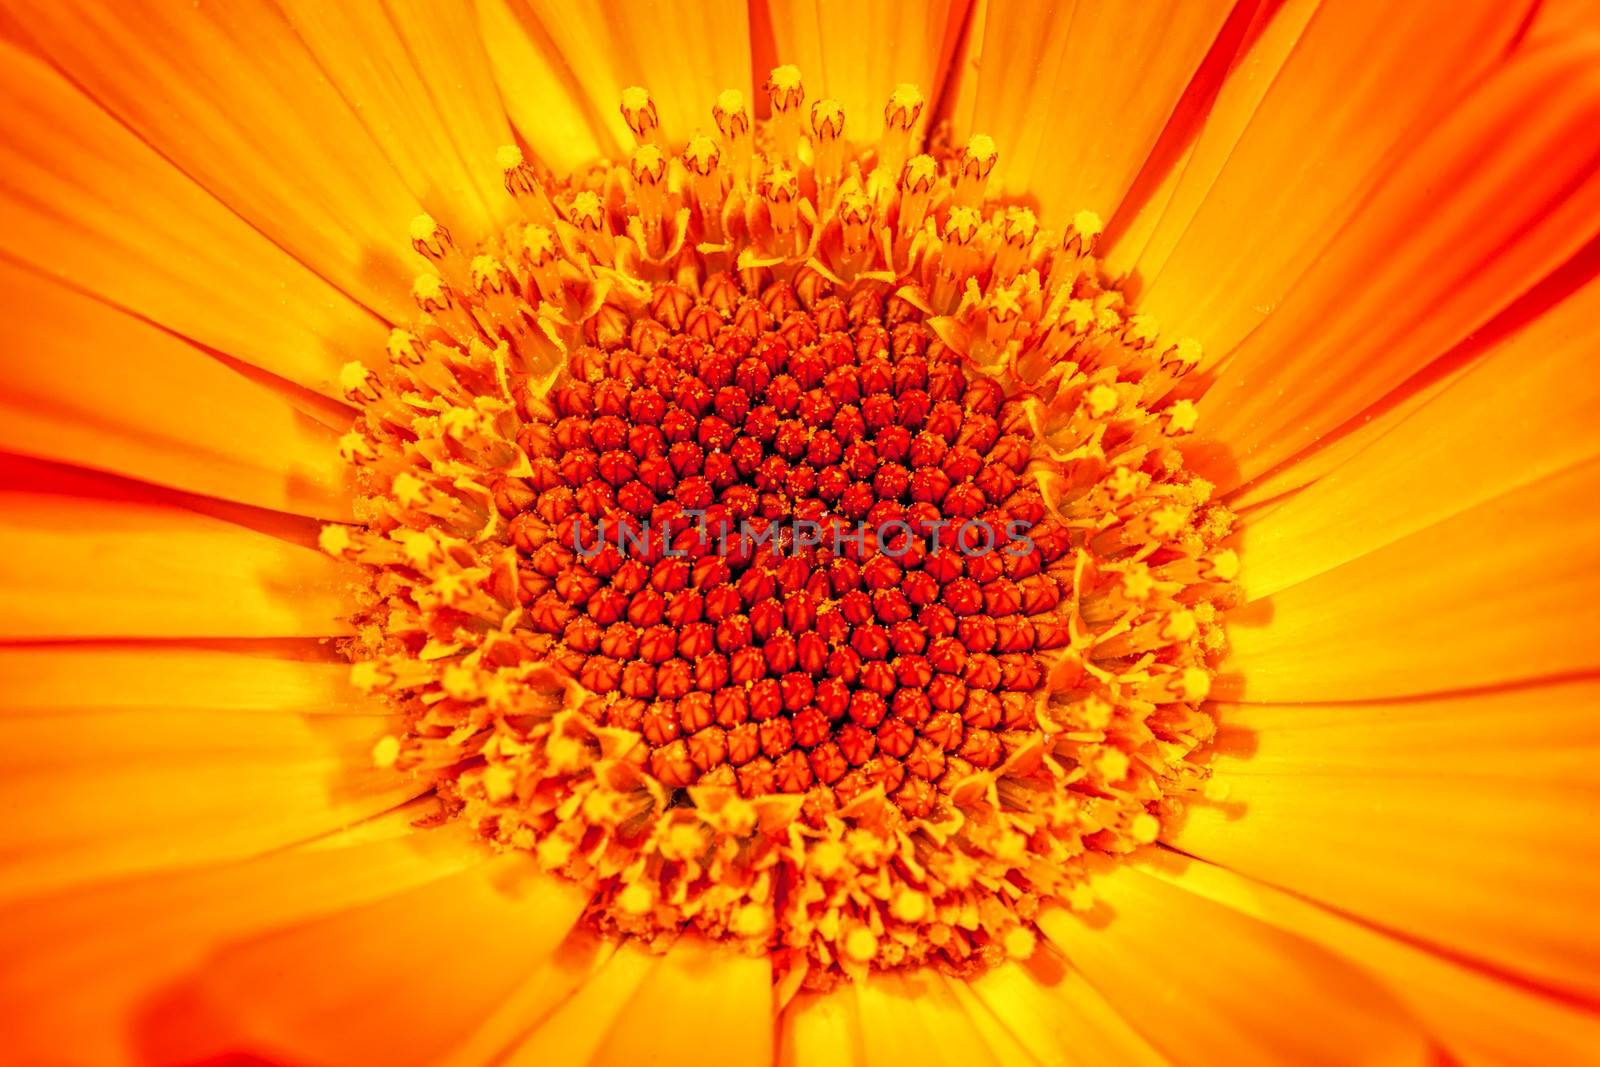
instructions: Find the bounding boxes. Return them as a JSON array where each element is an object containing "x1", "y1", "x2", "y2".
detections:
[
  {"x1": 273, "y1": 0, "x2": 517, "y2": 233},
  {"x1": 1175, "y1": 680, "x2": 1600, "y2": 1000},
  {"x1": 437, "y1": 930, "x2": 618, "y2": 1067},
  {"x1": 0, "y1": 707, "x2": 421, "y2": 904},
  {"x1": 588, "y1": 938, "x2": 773, "y2": 1067},
  {"x1": 507, "y1": 0, "x2": 754, "y2": 149},
  {"x1": 0, "y1": 489, "x2": 357, "y2": 640},
  {"x1": 780, "y1": 989, "x2": 865, "y2": 1067},
  {"x1": 1131, "y1": 0, "x2": 1532, "y2": 352},
  {"x1": 475, "y1": 0, "x2": 619, "y2": 168},
  {"x1": 0, "y1": 828, "x2": 485, "y2": 1067},
  {"x1": 0, "y1": 642, "x2": 368, "y2": 715},
  {"x1": 157, "y1": 857, "x2": 588, "y2": 1067},
  {"x1": 1221, "y1": 457, "x2": 1600, "y2": 701},
  {"x1": 1104, "y1": 0, "x2": 1321, "y2": 280},
  {"x1": 1036, "y1": 862, "x2": 1430, "y2": 1067},
  {"x1": 964, "y1": 957, "x2": 1171, "y2": 1066},
  {"x1": 1522, "y1": 0, "x2": 1600, "y2": 41},
  {"x1": 1235, "y1": 269, "x2": 1600, "y2": 598},
  {"x1": 937, "y1": 968, "x2": 1085, "y2": 1065},
  {"x1": 496, "y1": 941, "x2": 660, "y2": 1066},
  {"x1": 850, "y1": 968, "x2": 1006, "y2": 1066},
  {"x1": 0, "y1": 259, "x2": 354, "y2": 518},
  {"x1": 6, "y1": 0, "x2": 426, "y2": 323},
  {"x1": 762, "y1": 0, "x2": 969, "y2": 144},
  {"x1": 1195, "y1": 36, "x2": 1600, "y2": 491},
  {"x1": 1222, "y1": 330, "x2": 1485, "y2": 514},
  {"x1": 0, "y1": 40, "x2": 385, "y2": 393},
  {"x1": 945, "y1": 0, "x2": 1235, "y2": 223},
  {"x1": 1135, "y1": 849, "x2": 1600, "y2": 1067},
  {"x1": 1206, "y1": 680, "x2": 1600, "y2": 783}
]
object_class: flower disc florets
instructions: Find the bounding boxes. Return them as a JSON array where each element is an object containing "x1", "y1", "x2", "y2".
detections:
[{"x1": 324, "y1": 69, "x2": 1236, "y2": 989}]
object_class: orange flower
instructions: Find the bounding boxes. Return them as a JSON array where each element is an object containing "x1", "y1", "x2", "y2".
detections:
[{"x1": 1, "y1": 1, "x2": 1598, "y2": 1065}]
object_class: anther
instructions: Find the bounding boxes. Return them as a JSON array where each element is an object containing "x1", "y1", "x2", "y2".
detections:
[
  {"x1": 898, "y1": 155, "x2": 938, "y2": 241},
  {"x1": 810, "y1": 98, "x2": 846, "y2": 203},
  {"x1": 983, "y1": 286, "x2": 1024, "y2": 348},
  {"x1": 838, "y1": 191, "x2": 874, "y2": 263},
  {"x1": 994, "y1": 207, "x2": 1039, "y2": 283},
  {"x1": 410, "y1": 213, "x2": 470, "y2": 289},
  {"x1": 411, "y1": 273, "x2": 482, "y2": 346},
  {"x1": 498, "y1": 145, "x2": 558, "y2": 227},
  {"x1": 682, "y1": 136, "x2": 727, "y2": 240},
  {"x1": 879, "y1": 84, "x2": 924, "y2": 182},
  {"x1": 933, "y1": 207, "x2": 983, "y2": 312},
  {"x1": 1065, "y1": 209, "x2": 1104, "y2": 256},
  {"x1": 713, "y1": 89, "x2": 755, "y2": 187},
  {"x1": 620, "y1": 86, "x2": 661, "y2": 146},
  {"x1": 630, "y1": 144, "x2": 670, "y2": 242},
  {"x1": 568, "y1": 190, "x2": 616, "y2": 265},
  {"x1": 386, "y1": 327, "x2": 425, "y2": 367},
  {"x1": 518, "y1": 225, "x2": 566, "y2": 304},
  {"x1": 954, "y1": 135, "x2": 998, "y2": 208},
  {"x1": 1045, "y1": 209, "x2": 1104, "y2": 297},
  {"x1": 766, "y1": 65, "x2": 806, "y2": 166},
  {"x1": 760, "y1": 167, "x2": 802, "y2": 253},
  {"x1": 470, "y1": 255, "x2": 531, "y2": 347},
  {"x1": 409, "y1": 212, "x2": 454, "y2": 261}
]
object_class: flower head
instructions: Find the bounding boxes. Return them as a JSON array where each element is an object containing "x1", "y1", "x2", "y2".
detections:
[{"x1": 1, "y1": 1, "x2": 1598, "y2": 1064}]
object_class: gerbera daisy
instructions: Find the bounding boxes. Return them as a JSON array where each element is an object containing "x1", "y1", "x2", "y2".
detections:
[{"x1": 1, "y1": 0, "x2": 1597, "y2": 1064}]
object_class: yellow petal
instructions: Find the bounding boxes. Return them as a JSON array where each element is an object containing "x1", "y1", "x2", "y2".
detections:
[
  {"x1": 0, "y1": 260, "x2": 354, "y2": 518},
  {"x1": 7, "y1": 0, "x2": 425, "y2": 323},
  {"x1": 1131, "y1": 0, "x2": 1530, "y2": 352},
  {"x1": 0, "y1": 827, "x2": 485, "y2": 1067},
  {"x1": 1196, "y1": 37, "x2": 1600, "y2": 491},
  {"x1": 763, "y1": 0, "x2": 967, "y2": 144},
  {"x1": 965, "y1": 957, "x2": 1171, "y2": 1066},
  {"x1": 1175, "y1": 681, "x2": 1600, "y2": 1000},
  {"x1": 274, "y1": 0, "x2": 517, "y2": 233},
  {"x1": 1221, "y1": 457, "x2": 1600, "y2": 701},
  {"x1": 497, "y1": 940, "x2": 659, "y2": 1066},
  {"x1": 1523, "y1": 0, "x2": 1600, "y2": 40},
  {"x1": 1036, "y1": 862, "x2": 1430, "y2": 1067},
  {"x1": 162, "y1": 856, "x2": 587, "y2": 1067},
  {"x1": 936, "y1": 969, "x2": 1069, "y2": 1066},
  {"x1": 780, "y1": 990, "x2": 865, "y2": 1067},
  {"x1": 589, "y1": 938, "x2": 773, "y2": 1067},
  {"x1": 1207, "y1": 681, "x2": 1600, "y2": 782},
  {"x1": 0, "y1": 642, "x2": 368, "y2": 715},
  {"x1": 949, "y1": 0, "x2": 1236, "y2": 224},
  {"x1": 851, "y1": 969, "x2": 1004, "y2": 1066},
  {"x1": 1135, "y1": 849, "x2": 1600, "y2": 1067},
  {"x1": 0, "y1": 707, "x2": 421, "y2": 903},
  {"x1": 437, "y1": 930, "x2": 618, "y2": 1067},
  {"x1": 1105, "y1": 0, "x2": 1320, "y2": 279},
  {"x1": 475, "y1": 0, "x2": 616, "y2": 168},
  {"x1": 0, "y1": 487, "x2": 357, "y2": 640},
  {"x1": 0, "y1": 40, "x2": 385, "y2": 392},
  {"x1": 503, "y1": 0, "x2": 754, "y2": 151},
  {"x1": 1234, "y1": 268, "x2": 1600, "y2": 597}
]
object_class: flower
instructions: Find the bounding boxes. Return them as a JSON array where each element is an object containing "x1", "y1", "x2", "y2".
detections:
[{"x1": 0, "y1": 1, "x2": 1597, "y2": 1065}]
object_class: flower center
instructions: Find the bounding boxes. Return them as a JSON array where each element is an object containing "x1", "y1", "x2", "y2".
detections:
[
  {"x1": 522, "y1": 297, "x2": 1060, "y2": 812},
  {"x1": 324, "y1": 67, "x2": 1236, "y2": 991}
]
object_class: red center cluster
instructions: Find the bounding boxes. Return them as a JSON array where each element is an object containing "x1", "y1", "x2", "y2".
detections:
[{"x1": 501, "y1": 287, "x2": 1074, "y2": 816}]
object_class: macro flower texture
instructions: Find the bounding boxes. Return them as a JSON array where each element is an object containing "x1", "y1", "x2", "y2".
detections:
[{"x1": 1, "y1": 0, "x2": 1598, "y2": 1063}]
